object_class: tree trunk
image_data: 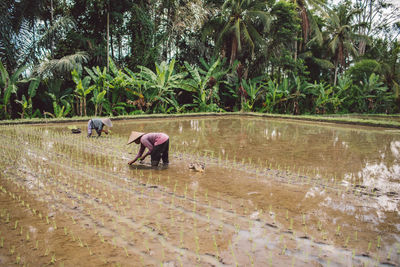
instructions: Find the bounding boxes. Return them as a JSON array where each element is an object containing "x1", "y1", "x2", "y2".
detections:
[
  {"x1": 50, "y1": 0, "x2": 54, "y2": 57},
  {"x1": 3, "y1": 80, "x2": 8, "y2": 115},
  {"x1": 230, "y1": 36, "x2": 238, "y2": 65},
  {"x1": 106, "y1": 10, "x2": 110, "y2": 72},
  {"x1": 80, "y1": 98, "x2": 83, "y2": 117},
  {"x1": 84, "y1": 98, "x2": 87, "y2": 117},
  {"x1": 334, "y1": 60, "x2": 339, "y2": 86},
  {"x1": 111, "y1": 33, "x2": 114, "y2": 59}
]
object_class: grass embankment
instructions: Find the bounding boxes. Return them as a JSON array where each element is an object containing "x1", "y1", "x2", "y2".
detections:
[{"x1": 1, "y1": 112, "x2": 400, "y2": 129}]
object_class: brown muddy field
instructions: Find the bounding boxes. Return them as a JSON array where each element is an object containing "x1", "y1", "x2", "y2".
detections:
[{"x1": 0, "y1": 115, "x2": 399, "y2": 266}]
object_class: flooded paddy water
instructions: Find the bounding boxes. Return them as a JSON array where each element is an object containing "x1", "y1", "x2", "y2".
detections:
[{"x1": 0, "y1": 115, "x2": 399, "y2": 266}]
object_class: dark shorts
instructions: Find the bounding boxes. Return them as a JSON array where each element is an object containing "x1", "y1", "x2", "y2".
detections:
[{"x1": 151, "y1": 139, "x2": 169, "y2": 166}]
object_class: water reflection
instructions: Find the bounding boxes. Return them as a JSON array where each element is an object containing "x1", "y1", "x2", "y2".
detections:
[
  {"x1": 103, "y1": 116, "x2": 400, "y2": 194},
  {"x1": 390, "y1": 140, "x2": 400, "y2": 158},
  {"x1": 36, "y1": 116, "x2": 400, "y2": 257}
]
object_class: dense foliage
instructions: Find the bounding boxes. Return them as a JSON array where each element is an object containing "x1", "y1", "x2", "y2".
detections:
[{"x1": 0, "y1": 0, "x2": 399, "y2": 119}]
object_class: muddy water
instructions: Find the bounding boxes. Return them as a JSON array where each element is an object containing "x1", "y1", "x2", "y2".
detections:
[{"x1": 0, "y1": 115, "x2": 399, "y2": 266}]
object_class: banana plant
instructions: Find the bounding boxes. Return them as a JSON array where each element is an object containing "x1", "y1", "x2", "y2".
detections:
[
  {"x1": 107, "y1": 58, "x2": 129, "y2": 115},
  {"x1": 360, "y1": 73, "x2": 392, "y2": 113},
  {"x1": 331, "y1": 75, "x2": 351, "y2": 112},
  {"x1": 15, "y1": 95, "x2": 32, "y2": 119},
  {"x1": 263, "y1": 79, "x2": 290, "y2": 113},
  {"x1": 71, "y1": 69, "x2": 94, "y2": 116},
  {"x1": 240, "y1": 78, "x2": 265, "y2": 112},
  {"x1": 306, "y1": 81, "x2": 333, "y2": 114},
  {"x1": 136, "y1": 59, "x2": 189, "y2": 113},
  {"x1": 0, "y1": 61, "x2": 28, "y2": 118},
  {"x1": 15, "y1": 77, "x2": 40, "y2": 118},
  {"x1": 168, "y1": 95, "x2": 194, "y2": 113},
  {"x1": 123, "y1": 68, "x2": 155, "y2": 113},
  {"x1": 90, "y1": 88, "x2": 107, "y2": 116},
  {"x1": 44, "y1": 93, "x2": 72, "y2": 118},
  {"x1": 184, "y1": 58, "x2": 229, "y2": 112},
  {"x1": 85, "y1": 64, "x2": 113, "y2": 116}
]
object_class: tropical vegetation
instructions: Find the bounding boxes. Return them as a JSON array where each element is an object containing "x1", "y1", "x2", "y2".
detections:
[{"x1": 0, "y1": 0, "x2": 399, "y2": 120}]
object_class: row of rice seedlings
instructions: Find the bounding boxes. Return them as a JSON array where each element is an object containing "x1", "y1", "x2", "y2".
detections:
[
  {"x1": 171, "y1": 141, "x2": 382, "y2": 200},
  {"x1": 0, "y1": 153, "x2": 388, "y2": 267},
  {"x1": 1, "y1": 127, "x2": 396, "y2": 266},
  {"x1": 4, "y1": 147, "x2": 394, "y2": 267},
  {"x1": 18, "y1": 132, "x2": 400, "y2": 260},
  {"x1": 0, "y1": 143, "x2": 209, "y2": 264},
  {"x1": 2, "y1": 125, "x2": 386, "y2": 200},
  {"x1": 12, "y1": 126, "x2": 348, "y2": 206},
  {"x1": 173, "y1": 149, "x2": 390, "y2": 251},
  {"x1": 0, "y1": 158, "x2": 152, "y2": 266},
  {"x1": 0, "y1": 182, "x2": 63, "y2": 266}
]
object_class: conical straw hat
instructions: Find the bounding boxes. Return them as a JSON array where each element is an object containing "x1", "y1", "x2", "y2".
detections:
[
  {"x1": 101, "y1": 118, "x2": 113, "y2": 127},
  {"x1": 127, "y1": 131, "x2": 145, "y2": 145}
]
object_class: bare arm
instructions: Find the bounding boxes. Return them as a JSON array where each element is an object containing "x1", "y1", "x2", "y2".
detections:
[{"x1": 128, "y1": 144, "x2": 146, "y2": 165}]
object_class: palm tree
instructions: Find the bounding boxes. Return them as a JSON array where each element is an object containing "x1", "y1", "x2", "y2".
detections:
[
  {"x1": 203, "y1": 0, "x2": 272, "y2": 65},
  {"x1": 0, "y1": 0, "x2": 75, "y2": 74},
  {"x1": 290, "y1": 0, "x2": 327, "y2": 59},
  {"x1": 34, "y1": 51, "x2": 88, "y2": 79},
  {"x1": 325, "y1": 4, "x2": 361, "y2": 85}
]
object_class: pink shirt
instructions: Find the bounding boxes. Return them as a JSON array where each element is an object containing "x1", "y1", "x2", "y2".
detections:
[{"x1": 134, "y1": 133, "x2": 169, "y2": 161}]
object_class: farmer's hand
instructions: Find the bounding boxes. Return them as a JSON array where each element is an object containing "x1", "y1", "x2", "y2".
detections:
[{"x1": 128, "y1": 160, "x2": 135, "y2": 165}]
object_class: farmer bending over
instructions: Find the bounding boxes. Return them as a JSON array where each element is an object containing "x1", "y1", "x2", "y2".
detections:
[
  {"x1": 127, "y1": 131, "x2": 169, "y2": 167},
  {"x1": 87, "y1": 118, "x2": 112, "y2": 137}
]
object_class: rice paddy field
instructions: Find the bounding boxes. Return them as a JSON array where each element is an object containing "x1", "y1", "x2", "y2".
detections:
[{"x1": 0, "y1": 115, "x2": 399, "y2": 266}]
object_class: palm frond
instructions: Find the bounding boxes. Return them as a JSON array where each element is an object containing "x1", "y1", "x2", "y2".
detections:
[{"x1": 35, "y1": 52, "x2": 89, "y2": 78}]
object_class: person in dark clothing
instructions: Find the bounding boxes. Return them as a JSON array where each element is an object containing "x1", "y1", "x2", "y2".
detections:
[
  {"x1": 87, "y1": 118, "x2": 112, "y2": 137},
  {"x1": 127, "y1": 131, "x2": 169, "y2": 167}
]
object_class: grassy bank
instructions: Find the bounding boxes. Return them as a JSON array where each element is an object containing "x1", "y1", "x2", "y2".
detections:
[{"x1": 1, "y1": 112, "x2": 400, "y2": 129}]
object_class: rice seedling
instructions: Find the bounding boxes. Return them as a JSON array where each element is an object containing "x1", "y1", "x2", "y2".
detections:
[
  {"x1": 289, "y1": 218, "x2": 293, "y2": 231},
  {"x1": 367, "y1": 241, "x2": 372, "y2": 253},
  {"x1": 78, "y1": 237, "x2": 84, "y2": 247},
  {"x1": 144, "y1": 239, "x2": 150, "y2": 253},
  {"x1": 123, "y1": 247, "x2": 129, "y2": 257},
  {"x1": 377, "y1": 235, "x2": 381, "y2": 249},
  {"x1": 281, "y1": 243, "x2": 287, "y2": 255},
  {"x1": 335, "y1": 225, "x2": 341, "y2": 236},
  {"x1": 387, "y1": 247, "x2": 392, "y2": 261},
  {"x1": 9, "y1": 245, "x2": 15, "y2": 255},
  {"x1": 344, "y1": 236, "x2": 350, "y2": 248},
  {"x1": 317, "y1": 220, "x2": 323, "y2": 231},
  {"x1": 212, "y1": 235, "x2": 219, "y2": 260},
  {"x1": 51, "y1": 253, "x2": 57, "y2": 264}
]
